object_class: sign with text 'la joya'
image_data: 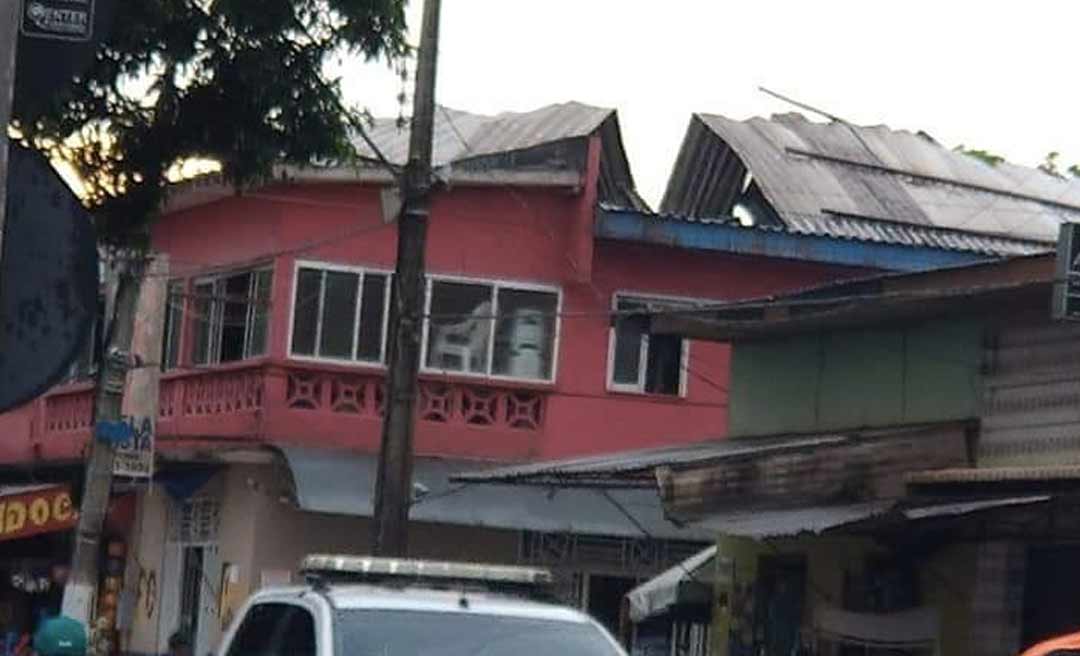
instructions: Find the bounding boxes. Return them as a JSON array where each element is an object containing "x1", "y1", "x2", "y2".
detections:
[
  {"x1": 113, "y1": 415, "x2": 155, "y2": 479},
  {"x1": 20, "y1": 0, "x2": 95, "y2": 42}
]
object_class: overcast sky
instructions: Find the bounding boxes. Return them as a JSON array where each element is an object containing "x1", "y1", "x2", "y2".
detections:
[{"x1": 339, "y1": 0, "x2": 1080, "y2": 208}]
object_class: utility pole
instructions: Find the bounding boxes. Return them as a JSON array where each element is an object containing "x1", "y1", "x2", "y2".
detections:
[
  {"x1": 372, "y1": 0, "x2": 442, "y2": 557},
  {"x1": 62, "y1": 255, "x2": 163, "y2": 624},
  {"x1": 0, "y1": 0, "x2": 21, "y2": 256}
]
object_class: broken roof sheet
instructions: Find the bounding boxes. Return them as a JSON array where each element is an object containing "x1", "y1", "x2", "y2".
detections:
[
  {"x1": 351, "y1": 102, "x2": 647, "y2": 210},
  {"x1": 353, "y1": 102, "x2": 613, "y2": 167},
  {"x1": 661, "y1": 112, "x2": 1074, "y2": 255}
]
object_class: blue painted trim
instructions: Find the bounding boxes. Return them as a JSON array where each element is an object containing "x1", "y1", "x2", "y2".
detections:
[{"x1": 596, "y1": 209, "x2": 994, "y2": 272}]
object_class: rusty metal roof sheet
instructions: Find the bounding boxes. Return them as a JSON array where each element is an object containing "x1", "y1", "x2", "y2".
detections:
[
  {"x1": 688, "y1": 496, "x2": 1050, "y2": 539},
  {"x1": 661, "y1": 112, "x2": 1074, "y2": 255},
  {"x1": 451, "y1": 434, "x2": 851, "y2": 487},
  {"x1": 907, "y1": 466, "x2": 1080, "y2": 484}
]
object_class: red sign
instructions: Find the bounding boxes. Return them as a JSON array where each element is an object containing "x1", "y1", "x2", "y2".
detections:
[{"x1": 0, "y1": 485, "x2": 76, "y2": 542}]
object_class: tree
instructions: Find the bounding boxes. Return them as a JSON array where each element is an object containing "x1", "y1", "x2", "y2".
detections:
[
  {"x1": 953, "y1": 144, "x2": 1005, "y2": 168},
  {"x1": 10, "y1": 0, "x2": 409, "y2": 628},
  {"x1": 17, "y1": 0, "x2": 409, "y2": 245}
]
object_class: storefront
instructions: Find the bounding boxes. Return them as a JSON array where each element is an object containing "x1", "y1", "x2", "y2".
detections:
[{"x1": 0, "y1": 484, "x2": 77, "y2": 656}]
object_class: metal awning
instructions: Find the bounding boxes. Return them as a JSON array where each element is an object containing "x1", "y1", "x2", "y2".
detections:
[
  {"x1": 451, "y1": 434, "x2": 851, "y2": 488},
  {"x1": 626, "y1": 545, "x2": 719, "y2": 623},
  {"x1": 692, "y1": 502, "x2": 895, "y2": 539},
  {"x1": 687, "y1": 496, "x2": 1052, "y2": 541},
  {"x1": 277, "y1": 447, "x2": 713, "y2": 542}
]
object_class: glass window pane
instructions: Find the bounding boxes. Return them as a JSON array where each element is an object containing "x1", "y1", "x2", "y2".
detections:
[
  {"x1": 192, "y1": 282, "x2": 215, "y2": 364},
  {"x1": 645, "y1": 333, "x2": 683, "y2": 395},
  {"x1": 425, "y1": 281, "x2": 493, "y2": 373},
  {"x1": 246, "y1": 269, "x2": 272, "y2": 358},
  {"x1": 163, "y1": 282, "x2": 184, "y2": 370},
  {"x1": 220, "y1": 273, "x2": 252, "y2": 362},
  {"x1": 357, "y1": 274, "x2": 388, "y2": 362},
  {"x1": 492, "y1": 288, "x2": 558, "y2": 380},
  {"x1": 319, "y1": 271, "x2": 359, "y2": 358},
  {"x1": 291, "y1": 269, "x2": 322, "y2": 356},
  {"x1": 612, "y1": 298, "x2": 647, "y2": 385}
]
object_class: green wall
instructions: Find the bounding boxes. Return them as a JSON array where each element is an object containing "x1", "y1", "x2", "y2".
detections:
[{"x1": 729, "y1": 319, "x2": 982, "y2": 437}]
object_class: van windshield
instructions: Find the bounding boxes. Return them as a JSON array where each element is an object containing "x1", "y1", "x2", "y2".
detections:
[{"x1": 334, "y1": 609, "x2": 622, "y2": 656}]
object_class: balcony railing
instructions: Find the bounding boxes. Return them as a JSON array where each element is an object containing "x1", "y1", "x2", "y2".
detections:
[{"x1": 34, "y1": 359, "x2": 546, "y2": 458}]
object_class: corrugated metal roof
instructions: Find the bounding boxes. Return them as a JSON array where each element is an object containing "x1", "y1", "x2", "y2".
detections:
[
  {"x1": 692, "y1": 502, "x2": 894, "y2": 539},
  {"x1": 278, "y1": 447, "x2": 713, "y2": 541},
  {"x1": 902, "y1": 495, "x2": 1050, "y2": 520},
  {"x1": 687, "y1": 496, "x2": 1049, "y2": 540},
  {"x1": 661, "y1": 112, "x2": 1071, "y2": 256},
  {"x1": 451, "y1": 434, "x2": 851, "y2": 486},
  {"x1": 353, "y1": 102, "x2": 614, "y2": 168}
]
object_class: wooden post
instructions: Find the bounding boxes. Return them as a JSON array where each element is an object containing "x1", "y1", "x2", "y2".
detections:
[{"x1": 372, "y1": 0, "x2": 442, "y2": 557}]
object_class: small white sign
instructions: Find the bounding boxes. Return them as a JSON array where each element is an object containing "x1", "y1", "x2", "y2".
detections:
[{"x1": 113, "y1": 415, "x2": 155, "y2": 479}]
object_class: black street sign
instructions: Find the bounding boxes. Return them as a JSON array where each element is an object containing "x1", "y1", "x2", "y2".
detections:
[{"x1": 20, "y1": 0, "x2": 94, "y2": 42}]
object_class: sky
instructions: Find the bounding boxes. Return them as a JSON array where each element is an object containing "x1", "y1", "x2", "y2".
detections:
[{"x1": 336, "y1": 0, "x2": 1080, "y2": 209}]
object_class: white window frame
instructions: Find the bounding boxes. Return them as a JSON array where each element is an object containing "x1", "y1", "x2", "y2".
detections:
[
  {"x1": 192, "y1": 267, "x2": 272, "y2": 366},
  {"x1": 162, "y1": 280, "x2": 185, "y2": 370},
  {"x1": 421, "y1": 273, "x2": 562, "y2": 384},
  {"x1": 606, "y1": 291, "x2": 702, "y2": 398},
  {"x1": 286, "y1": 259, "x2": 394, "y2": 367}
]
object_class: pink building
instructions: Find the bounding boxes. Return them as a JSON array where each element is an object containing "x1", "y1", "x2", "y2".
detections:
[{"x1": 0, "y1": 103, "x2": 920, "y2": 655}]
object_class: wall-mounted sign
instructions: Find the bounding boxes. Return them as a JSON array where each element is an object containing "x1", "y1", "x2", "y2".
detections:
[
  {"x1": 0, "y1": 485, "x2": 77, "y2": 542},
  {"x1": 20, "y1": 0, "x2": 95, "y2": 42},
  {"x1": 113, "y1": 415, "x2": 155, "y2": 479},
  {"x1": 1053, "y1": 222, "x2": 1080, "y2": 321}
]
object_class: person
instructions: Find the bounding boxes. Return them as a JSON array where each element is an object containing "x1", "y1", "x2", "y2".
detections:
[
  {"x1": 30, "y1": 616, "x2": 85, "y2": 656},
  {"x1": 168, "y1": 631, "x2": 193, "y2": 656}
]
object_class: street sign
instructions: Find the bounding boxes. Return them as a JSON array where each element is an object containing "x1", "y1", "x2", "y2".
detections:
[
  {"x1": 20, "y1": 0, "x2": 95, "y2": 42},
  {"x1": 113, "y1": 415, "x2": 155, "y2": 479},
  {"x1": 1053, "y1": 222, "x2": 1080, "y2": 321}
]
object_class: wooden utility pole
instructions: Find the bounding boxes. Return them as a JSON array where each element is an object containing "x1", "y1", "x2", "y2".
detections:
[
  {"x1": 0, "y1": 0, "x2": 21, "y2": 255},
  {"x1": 62, "y1": 256, "x2": 165, "y2": 624},
  {"x1": 372, "y1": 0, "x2": 442, "y2": 557}
]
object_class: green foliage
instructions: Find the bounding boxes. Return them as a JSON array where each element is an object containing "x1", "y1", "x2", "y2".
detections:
[
  {"x1": 953, "y1": 144, "x2": 1005, "y2": 167},
  {"x1": 17, "y1": 0, "x2": 409, "y2": 244}
]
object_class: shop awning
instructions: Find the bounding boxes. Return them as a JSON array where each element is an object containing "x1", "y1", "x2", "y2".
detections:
[
  {"x1": 626, "y1": 545, "x2": 720, "y2": 622},
  {"x1": 277, "y1": 447, "x2": 714, "y2": 542}
]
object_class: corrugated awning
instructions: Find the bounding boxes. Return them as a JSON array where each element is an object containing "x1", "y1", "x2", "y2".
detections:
[
  {"x1": 693, "y1": 502, "x2": 894, "y2": 539},
  {"x1": 277, "y1": 447, "x2": 713, "y2": 542},
  {"x1": 626, "y1": 545, "x2": 719, "y2": 623},
  {"x1": 688, "y1": 495, "x2": 1052, "y2": 540},
  {"x1": 450, "y1": 434, "x2": 851, "y2": 488}
]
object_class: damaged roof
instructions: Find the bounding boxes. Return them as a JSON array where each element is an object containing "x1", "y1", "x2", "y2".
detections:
[
  {"x1": 661, "y1": 112, "x2": 1074, "y2": 256},
  {"x1": 351, "y1": 101, "x2": 647, "y2": 209}
]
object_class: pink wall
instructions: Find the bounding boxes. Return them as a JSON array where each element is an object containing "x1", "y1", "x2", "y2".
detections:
[{"x1": 145, "y1": 178, "x2": 866, "y2": 461}]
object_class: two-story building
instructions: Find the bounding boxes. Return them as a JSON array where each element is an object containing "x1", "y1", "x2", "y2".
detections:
[{"x1": 0, "y1": 104, "x2": 1042, "y2": 656}]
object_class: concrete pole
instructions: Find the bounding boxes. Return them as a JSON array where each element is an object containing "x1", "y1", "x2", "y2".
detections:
[{"x1": 372, "y1": 0, "x2": 442, "y2": 557}]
